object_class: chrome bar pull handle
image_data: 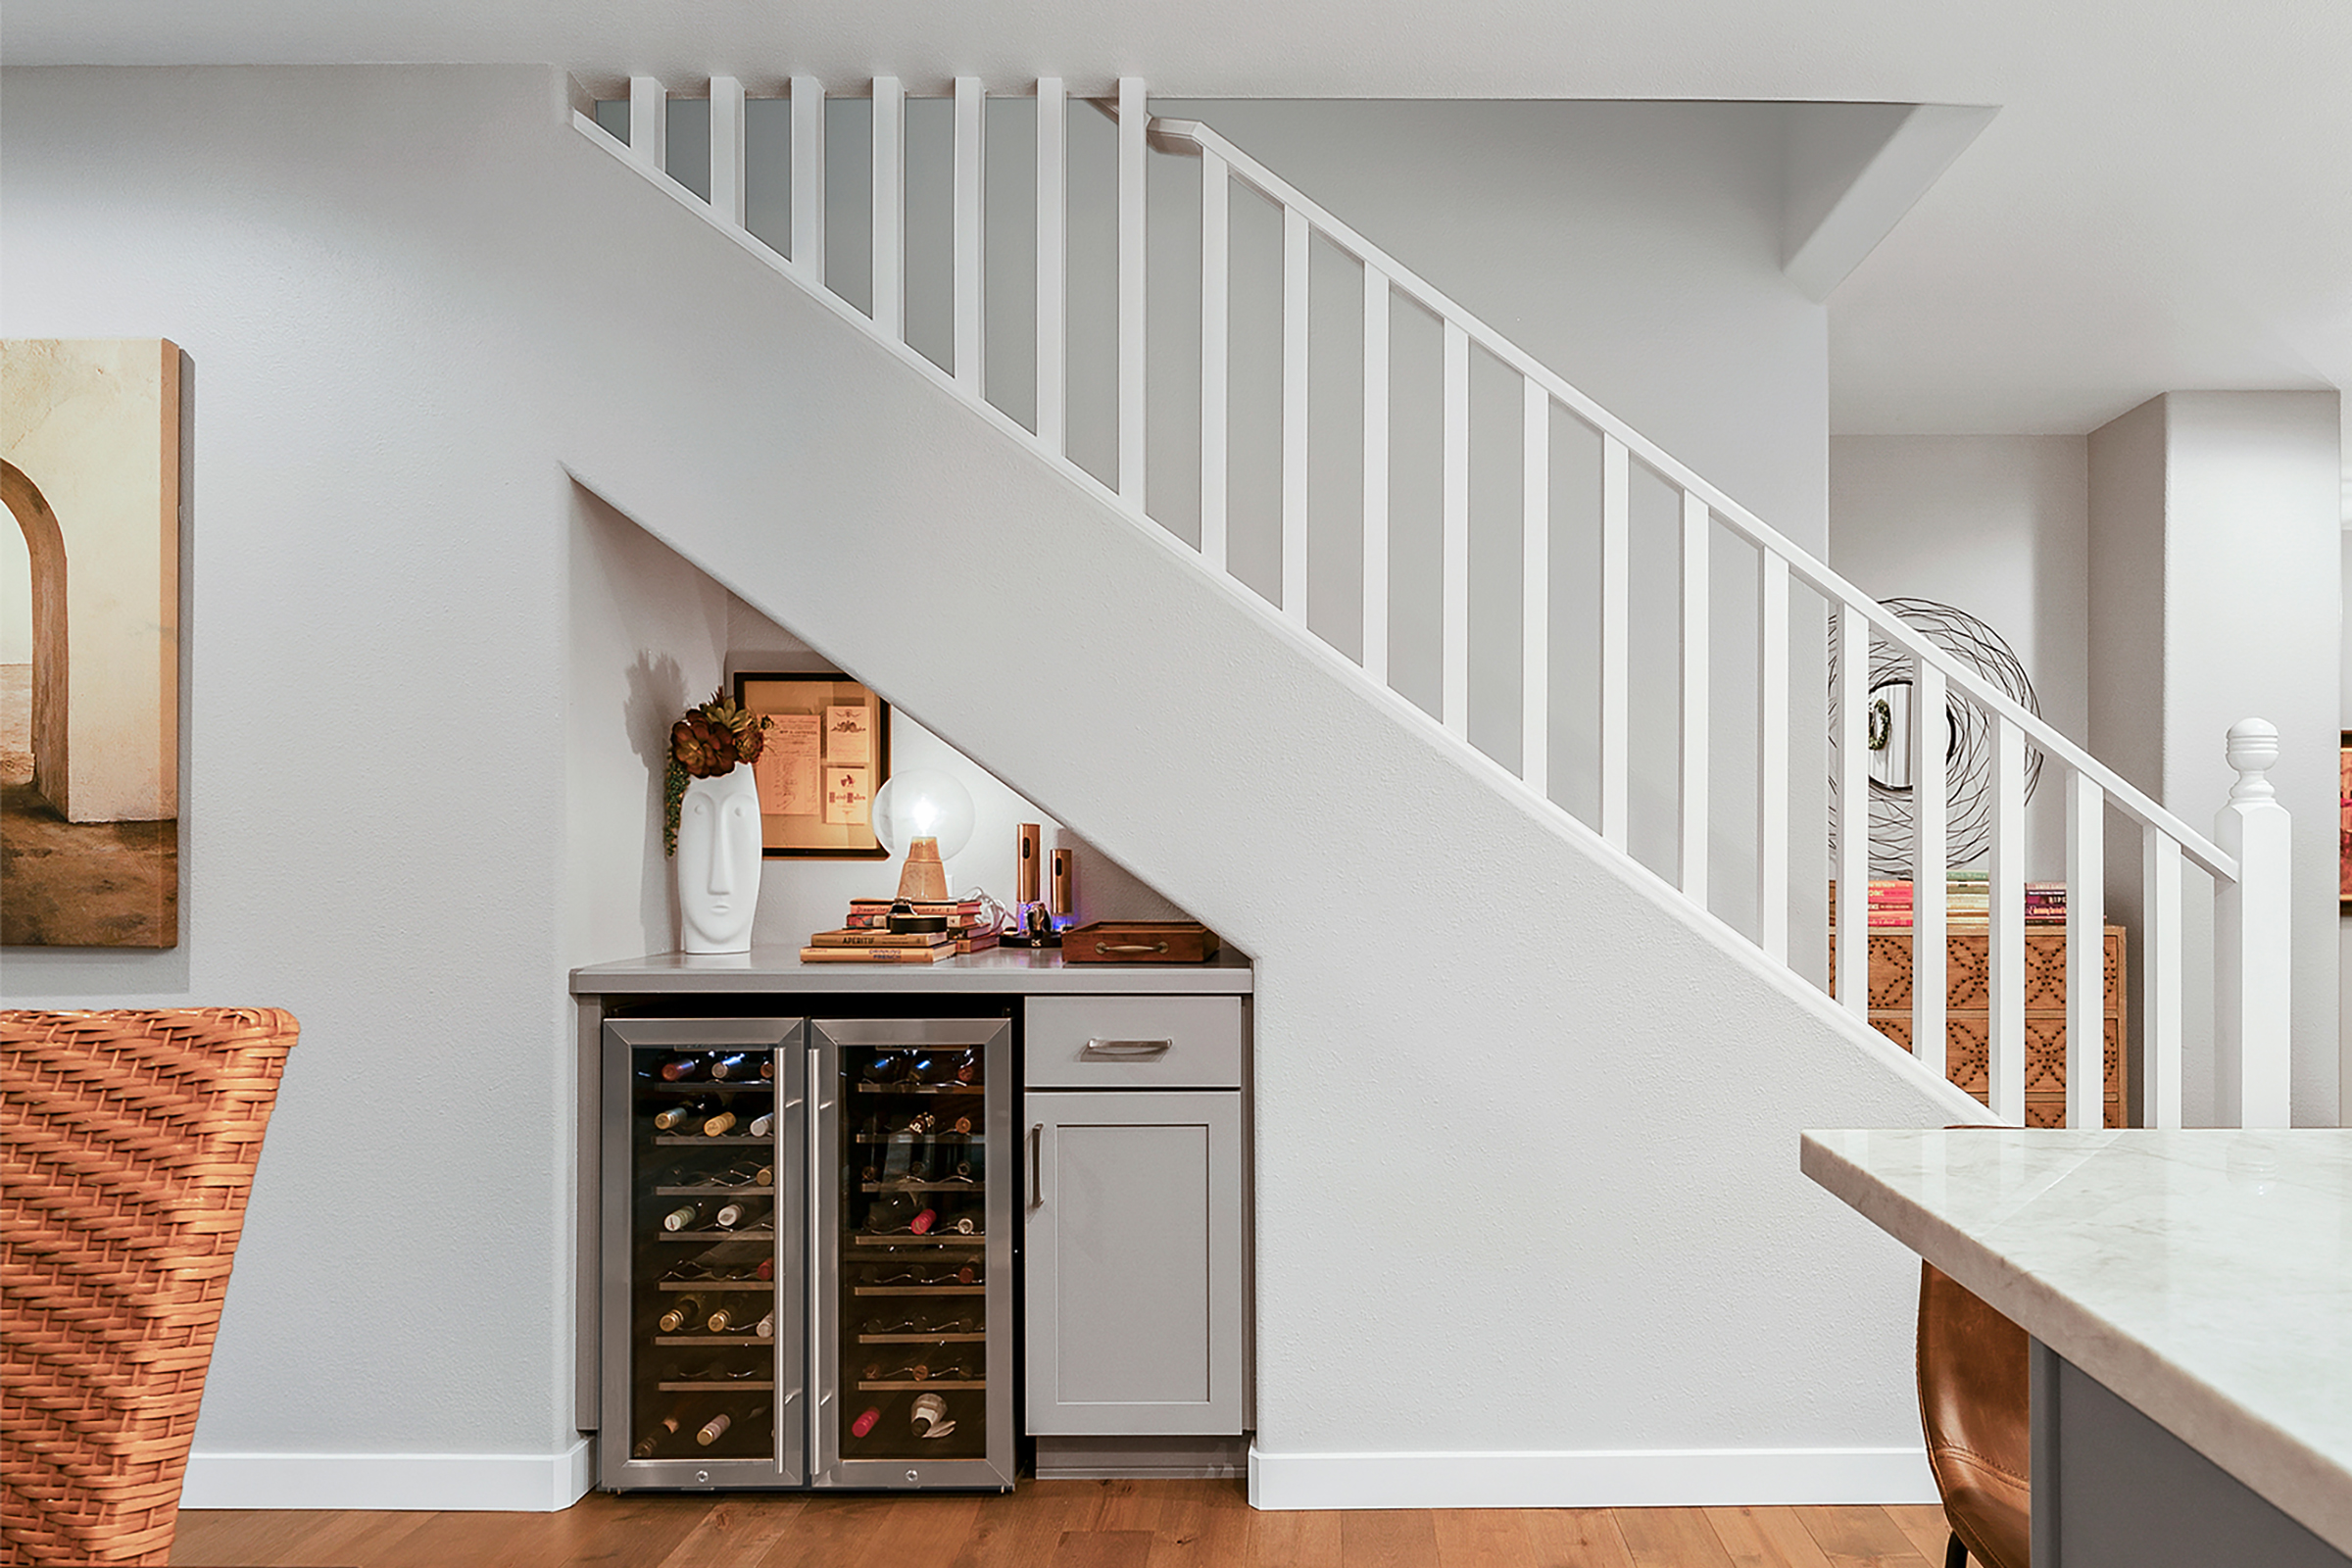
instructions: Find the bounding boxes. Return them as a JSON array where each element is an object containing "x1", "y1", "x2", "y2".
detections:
[{"x1": 1083, "y1": 1038, "x2": 1172, "y2": 1057}]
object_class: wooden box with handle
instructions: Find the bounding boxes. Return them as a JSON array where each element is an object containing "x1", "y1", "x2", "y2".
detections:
[{"x1": 1060, "y1": 920, "x2": 1221, "y2": 963}]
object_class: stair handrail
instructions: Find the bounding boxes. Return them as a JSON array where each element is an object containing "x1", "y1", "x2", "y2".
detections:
[
  {"x1": 571, "y1": 79, "x2": 2293, "y2": 1130},
  {"x1": 1147, "y1": 118, "x2": 2233, "y2": 884}
]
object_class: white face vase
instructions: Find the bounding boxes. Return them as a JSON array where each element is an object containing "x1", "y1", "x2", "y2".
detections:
[{"x1": 676, "y1": 764, "x2": 761, "y2": 954}]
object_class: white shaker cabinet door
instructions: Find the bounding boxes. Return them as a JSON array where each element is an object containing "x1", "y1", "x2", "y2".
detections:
[{"x1": 1022, "y1": 1090, "x2": 1244, "y2": 1435}]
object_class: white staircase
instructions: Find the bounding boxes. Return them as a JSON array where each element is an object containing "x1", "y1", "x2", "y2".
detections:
[{"x1": 572, "y1": 74, "x2": 2291, "y2": 1133}]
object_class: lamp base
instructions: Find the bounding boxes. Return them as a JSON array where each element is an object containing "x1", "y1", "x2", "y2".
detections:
[{"x1": 895, "y1": 837, "x2": 949, "y2": 902}]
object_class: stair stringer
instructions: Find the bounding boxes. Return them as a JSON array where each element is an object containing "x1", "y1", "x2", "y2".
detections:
[{"x1": 546, "y1": 99, "x2": 1988, "y2": 1507}]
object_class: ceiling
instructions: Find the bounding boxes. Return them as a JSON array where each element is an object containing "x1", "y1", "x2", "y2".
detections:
[{"x1": 7, "y1": 0, "x2": 2348, "y2": 481}]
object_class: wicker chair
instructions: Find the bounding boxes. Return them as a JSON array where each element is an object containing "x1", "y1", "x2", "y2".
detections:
[{"x1": 2, "y1": 1008, "x2": 297, "y2": 1567}]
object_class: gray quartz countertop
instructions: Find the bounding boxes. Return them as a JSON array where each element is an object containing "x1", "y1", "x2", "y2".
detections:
[
  {"x1": 1802, "y1": 1127, "x2": 2352, "y2": 1556},
  {"x1": 571, "y1": 946, "x2": 1253, "y2": 995}
]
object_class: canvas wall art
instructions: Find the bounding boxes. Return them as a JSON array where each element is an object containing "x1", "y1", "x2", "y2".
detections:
[{"x1": 1, "y1": 338, "x2": 183, "y2": 947}]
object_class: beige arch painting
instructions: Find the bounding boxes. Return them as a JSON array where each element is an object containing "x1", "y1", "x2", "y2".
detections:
[{"x1": 2, "y1": 338, "x2": 182, "y2": 948}]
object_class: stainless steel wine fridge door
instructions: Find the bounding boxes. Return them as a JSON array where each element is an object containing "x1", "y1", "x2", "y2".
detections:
[
  {"x1": 810, "y1": 1017, "x2": 1015, "y2": 1492},
  {"x1": 600, "y1": 1017, "x2": 806, "y2": 1491}
]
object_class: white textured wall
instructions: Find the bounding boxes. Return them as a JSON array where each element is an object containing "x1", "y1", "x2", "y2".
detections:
[
  {"x1": 1828, "y1": 434, "x2": 2090, "y2": 880},
  {"x1": 564, "y1": 486, "x2": 1185, "y2": 964},
  {"x1": 2, "y1": 68, "x2": 581, "y2": 1471},
  {"x1": 2089, "y1": 392, "x2": 2342, "y2": 1127},
  {"x1": 3, "y1": 65, "x2": 1979, "y2": 1505}
]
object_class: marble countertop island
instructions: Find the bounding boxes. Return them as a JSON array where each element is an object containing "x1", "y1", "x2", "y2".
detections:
[{"x1": 1802, "y1": 1128, "x2": 2352, "y2": 1556}]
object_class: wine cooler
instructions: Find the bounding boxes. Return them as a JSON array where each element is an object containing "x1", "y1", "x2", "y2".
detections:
[{"x1": 600, "y1": 1015, "x2": 1015, "y2": 1492}]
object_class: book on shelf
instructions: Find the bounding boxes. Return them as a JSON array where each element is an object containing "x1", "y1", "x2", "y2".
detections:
[
  {"x1": 956, "y1": 932, "x2": 999, "y2": 956},
  {"x1": 847, "y1": 906, "x2": 992, "y2": 930},
  {"x1": 798, "y1": 945, "x2": 956, "y2": 964},
  {"x1": 847, "y1": 898, "x2": 986, "y2": 916},
  {"x1": 808, "y1": 928, "x2": 956, "y2": 950}
]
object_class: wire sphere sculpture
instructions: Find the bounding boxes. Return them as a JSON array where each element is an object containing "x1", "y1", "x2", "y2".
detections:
[{"x1": 1827, "y1": 598, "x2": 2042, "y2": 877}]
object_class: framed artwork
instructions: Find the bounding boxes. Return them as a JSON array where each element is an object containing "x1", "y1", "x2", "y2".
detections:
[
  {"x1": 2, "y1": 339, "x2": 183, "y2": 947},
  {"x1": 2340, "y1": 731, "x2": 2350, "y2": 912},
  {"x1": 733, "y1": 671, "x2": 890, "y2": 858}
]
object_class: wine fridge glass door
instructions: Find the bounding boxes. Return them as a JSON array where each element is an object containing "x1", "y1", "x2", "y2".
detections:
[
  {"x1": 811, "y1": 1016, "x2": 1015, "y2": 1492},
  {"x1": 600, "y1": 1016, "x2": 805, "y2": 1490}
]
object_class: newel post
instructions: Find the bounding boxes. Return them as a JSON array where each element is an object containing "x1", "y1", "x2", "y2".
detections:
[{"x1": 2214, "y1": 718, "x2": 2292, "y2": 1127}]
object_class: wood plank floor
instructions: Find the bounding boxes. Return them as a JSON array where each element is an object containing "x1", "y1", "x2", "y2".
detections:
[{"x1": 171, "y1": 1482, "x2": 1955, "y2": 1568}]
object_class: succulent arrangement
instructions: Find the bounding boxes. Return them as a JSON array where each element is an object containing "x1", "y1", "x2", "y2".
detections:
[{"x1": 663, "y1": 688, "x2": 771, "y2": 856}]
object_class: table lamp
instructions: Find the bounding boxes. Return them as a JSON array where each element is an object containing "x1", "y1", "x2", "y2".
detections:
[{"x1": 872, "y1": 771, "x2": 976, "y2": 901}]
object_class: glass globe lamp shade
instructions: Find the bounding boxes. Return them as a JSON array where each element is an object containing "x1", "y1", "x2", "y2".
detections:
[{"x1": 872, "y1": 771, "x2": 977, "y2": 900}]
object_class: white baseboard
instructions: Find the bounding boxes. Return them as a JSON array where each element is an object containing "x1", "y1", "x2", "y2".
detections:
[
  {"x1": 181, "y1": 1438, "x2": 594, "y2": 1512},
  {"x1": 1246, "y1": 1444, "x2": 1937, "y2": 1510}
]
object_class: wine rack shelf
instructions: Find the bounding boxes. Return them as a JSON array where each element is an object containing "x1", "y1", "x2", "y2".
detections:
[
  {"x1": 853, "y1": 1285, "x2": 984, "y2": 1298},
  {"x1": 858, "y1": 1182, "x2": 983, "y2": 1193},
  {"x1": 656, "y1": 1334, "x2": 771, "y2": 1346},
  {"x1": 654, "y1": 1186, "x2": 775, "y2": 1198},
  {"x1": 855, "y1": 1084, "x2": 980, "y2": 1096},
  {"x1": 854, "y1": 1233, "x2": 984, "y2": 1247},
  {"x1": 660, "y1": 1228, "x2": 777, "y2": 1242},
  {"x1": 658, "y1": 1280, "x2": 771, "y2": 1291},
  {"x1": 858, "y1": 1380, "x2": 985, "y2": 1392},
  {"x1": 655, "y1": 1135, "x2": 774, "y2": 1148},
  {"x1": 858, "y1": 1333, "x2": 985, "y2": 1344},
  {"x1": 855, "y1": 1133, "x2": 983, "y2": 1144},
  {"x1": 660, "y1": 1380, "x2": 777, "y2": 1392}
]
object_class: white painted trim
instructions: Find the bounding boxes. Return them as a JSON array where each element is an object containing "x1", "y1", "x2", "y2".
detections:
[
  {"x1": 180, "y1": 1439, "x2": 594, "y2": 1512},
  {"x1": 1246, "y1": 1443, "x2": 1936, "y2": 1511}
]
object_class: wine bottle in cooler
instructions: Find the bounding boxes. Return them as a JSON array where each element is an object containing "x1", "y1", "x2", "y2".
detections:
[
  {"x1": 696, "y1": 1403, "x2": 769, "y2": 1447},
  {"x1": 661, "y1": 1201, "x2": 710, "y2": 1232},
  {"x1": 657, "y1": 1054, "x2": 707, "y2": 1083},
  {"x1": 656, "y1": 1296, "x2": 702, "y2": 1333},
  {"x1": 711, "y1": 1198, "x2": 765, "y2": 1230},
  {"x1": 652, "y1": 1095, "x2": 720, "y2": 1132},
  {"x1": 632, "y1": 1399, "x2": 692, "y2": 1457},
  {"x1": 706, "y1": 1302, "x2": 763, "y2": 1334},
  {"x1": 707, "y1": 1051, "x2": 758, "y2": 1081}
]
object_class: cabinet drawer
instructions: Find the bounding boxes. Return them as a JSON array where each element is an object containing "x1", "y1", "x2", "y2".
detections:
[{"x1": 1025, "y1": 996, "x2": 1244, "y2": 1089}]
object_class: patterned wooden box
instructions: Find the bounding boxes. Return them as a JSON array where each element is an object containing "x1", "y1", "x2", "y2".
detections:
[{"x1": 1830, "y1": 926, "x2": 2130, "y2": 1128}]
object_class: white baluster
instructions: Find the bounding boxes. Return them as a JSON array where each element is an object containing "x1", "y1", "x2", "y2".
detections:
[
  {"x1": 2142, "y1": 824, "x2": 2183, "y2": 1129},
  {"x1": 710, "y1": 76, "x2": 746, "y2": 227},
  {"x1": 1282, "y1": 208, "x2": 1310, "y2": 622},
  {"x1": 1035, "y1": 80, "x2": 1066, "y2": 456},
  {"x1": 953, "y1": 78, "x2": 986, "y2": 394},
  {"x1": 2215, "y1": 717, "x2": 2291, "y2": 1128},
  {"x1": 1118, "y1": 76, "x2": 1147, "y2": 505},
  {"x1": 1521, "y1": 379, "x2": 1550, "y2": 799},
  {"x1": 1989, "y1": 717, "x2": 2027, "y2": 1122},
  {"x1": 1361, "y1": 269, "x2": 1391, "y2": 687},
  {"x1": 1598, "y1": 436, "x2": 1630, "y2": 852},
  {"x1": 1442, "y1": 320, "x2": 1471, "y2": 738},
  {"x1": 2066, "y1": 771, "x2": 2105, "y2": 1129},
  {"x1": 629, "y1": 76, "x2": 667, "y2": 173},
  {"x1": 1912, "y1": 659, "x2": 1947, "y2": 1079},
  {"x1": 870, "y1": 76, "x2": 905, "y2": 341},
  {"x1": 1200, "y1": 152, "x2": 1230, "y2": 575},
  {"x1": 1756, "y1": 554, "x2": 1789, "y2": 963},
  {"x1": 790, "y1": 77, "x2": 824, "y2": 284},
  {"x1": 1679, "y1": 495, "x2": 1711, "y2": 905},
  {"x1": 1831, "y1": 602, "x2": 1867, "y2": 1012}
]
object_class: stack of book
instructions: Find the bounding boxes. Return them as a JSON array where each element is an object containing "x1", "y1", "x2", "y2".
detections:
[
  {"x1": 800, "y1": 898, "x2": 1003, "y2": 964},
  {"x1": 1835, "y1": 876, "x2": 2071, "y2": 926}
]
